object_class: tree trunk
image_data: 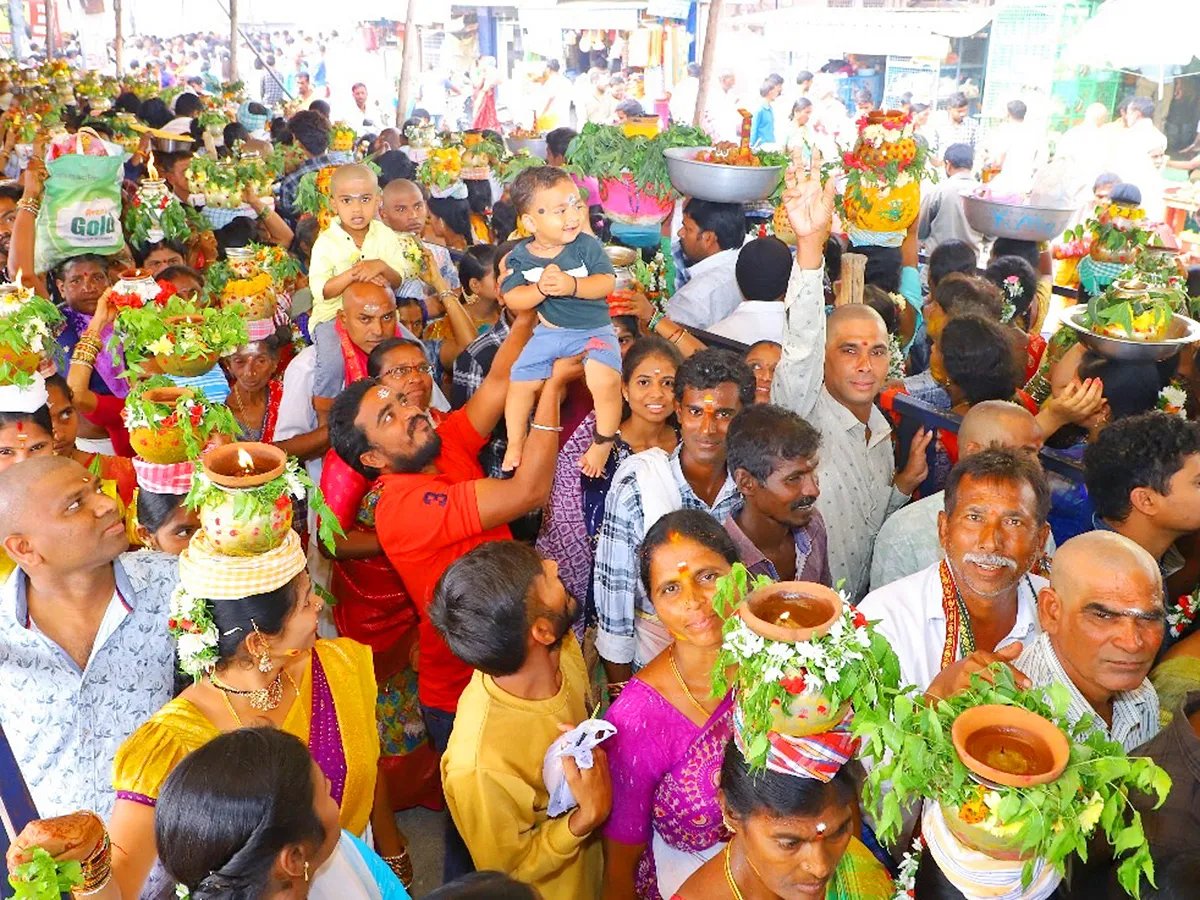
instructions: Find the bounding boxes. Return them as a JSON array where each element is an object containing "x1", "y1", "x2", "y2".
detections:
[
  {"x1": 692, "y1": 0, "x2": 723, "y2": 129},
  {"x1": 228, "y1": 0, "x2": 239, "y2": 82},
  {"x1": 44, "y1": 0, "x2": 56, "y2": 59},
  {"x1": 114, "y1": 0, "x2": 124, "y2": 75},
  {"x1": 396, "y1": 0, "x2": 418, "y2": 126}
]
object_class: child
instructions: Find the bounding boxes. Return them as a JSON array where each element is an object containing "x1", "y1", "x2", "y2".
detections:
[
  {"x1": 308, "y1": 164, "x2": 425, "y2": 419},
  {"x1": 501, "y1": 166, "x2": 618, "y2": 475}
]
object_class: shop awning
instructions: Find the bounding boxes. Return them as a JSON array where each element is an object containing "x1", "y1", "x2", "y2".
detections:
[{"x1": 731, "y1": 6, "x2": 995, "y2": 59}]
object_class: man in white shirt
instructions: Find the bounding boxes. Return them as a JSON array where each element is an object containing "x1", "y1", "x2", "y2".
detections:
[
  {"x1": 707, "y1": 70, "x2": 744, "y2": 141},
  {"x1": 858, "y1": 447, "x2": 1051, "y2": 696},
  {"x1": 668, "y1": 62, "x2": 701, "y2": 126},
  {"x1": 665, "y1": 199, "x2": 746, "y2": 330},
  {"x1": 345, "y1": 82, "x2": 390, "y2": 131},
  {"x1": 984, "y1": 99, "x2": 1043, "y2": 194},
  {"x1": 538, "y1": 60, "x2": 573, "y2": 131},
  {"x1": 1017, "y1": 530, "x2": 1163, "y2": 752},
  {"x1": 771, "y1": 153, "x2": 931, "y2": 599},
  {"x1": 707, "y1": 235, "x2": 792, "y2": 344}
]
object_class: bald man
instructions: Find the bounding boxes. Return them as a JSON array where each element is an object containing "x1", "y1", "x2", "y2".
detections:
[
  {"x1": 869, "y1": 401, "x2": 1049, "y2": 591},
  {"x1": 1017, "y1": 531, "x2": 1163, "y2": 750},
  {"x1": 0, "y1": 456, "x2": 177, "y2": 819},
  {"x1": 380, "y1": 179, "x2": 460, "y2": 303}
]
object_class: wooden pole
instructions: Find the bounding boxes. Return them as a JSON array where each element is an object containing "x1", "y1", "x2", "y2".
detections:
[
  {"x1": 44, "y1": 0, "x2": 56, "y2": 59},
  {"x1": 228, "y1": 0, "x2": 239, "y2": 82},
  {"x1": 114, "y1": 0, "x2": 123, "y2": 76},
  {"x1": 692, "y1": 0, "x2": 723, "y2": 128},
  {"x1": 397, "y1": 0, "x2": 418, "y2": 125}
]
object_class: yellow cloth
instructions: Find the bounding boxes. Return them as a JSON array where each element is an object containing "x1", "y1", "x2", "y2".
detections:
[
  {"x1": 0, "y1": 551, "x2": 14, "y2": 583},
  {"x1": 441, "y1": 634, "x2": 601, "y2": 900},
  {"x1": 112, "y1": 638, "x2": 379, "y2": 835},
  {"x1": 308, "y1": 218, "x2": 422, "y2": 326},
  {"x1": 1151, "y1": 655, "x2": 1200, "y2": 719}
]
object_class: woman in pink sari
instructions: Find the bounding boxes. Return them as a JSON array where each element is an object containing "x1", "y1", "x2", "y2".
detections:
[
  {"x1": 471, "y1": 56, "x2": 502, "y2": 131},
  {"x1": 603, "y1": 509, "x2": 740, "y2": 900}
]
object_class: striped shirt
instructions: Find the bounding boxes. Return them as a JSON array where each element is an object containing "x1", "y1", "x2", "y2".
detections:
[{"x1": 1016, "y1": 632, "x2": 1160, "y2": 752}]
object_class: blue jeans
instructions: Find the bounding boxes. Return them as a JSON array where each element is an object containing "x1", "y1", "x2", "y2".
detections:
[{"x1": 421, "y1": 704, "x2": 477, "y2": 882}]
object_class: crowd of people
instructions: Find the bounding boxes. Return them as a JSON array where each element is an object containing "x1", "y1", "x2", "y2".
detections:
[{"x1": 2, "y1": 32, "x2": 1200, "y2": 900}]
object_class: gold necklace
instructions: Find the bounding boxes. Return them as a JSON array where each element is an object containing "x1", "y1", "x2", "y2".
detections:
[
  {"x1": 229, "y1": 384, "x2": 266, "y2": 431},
  {"x1": 211, "y1": 672, "x2": 284, "y2": 712},
  {"x1": 724, "y1": 842, "x2": 746, "y2": 900},
  {"x1": 669, "y1": 646, "x2": 711, "y2": 720},
  {"x1": 215, "y1": 669, "x2": 300, "y2": 727}
]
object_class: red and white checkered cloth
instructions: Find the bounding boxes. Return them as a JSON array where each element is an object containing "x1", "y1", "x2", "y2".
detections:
[
  {"x1": 733, "y1": 702, "x2": 860, "y2": 782},
  {"x1": 132, "y1": 459, "x2": 195, "y2": 495}
]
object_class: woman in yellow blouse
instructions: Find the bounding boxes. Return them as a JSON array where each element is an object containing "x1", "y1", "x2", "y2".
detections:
[{"x1": 108, "y1": 530, "x2": 406, "y2": 897}]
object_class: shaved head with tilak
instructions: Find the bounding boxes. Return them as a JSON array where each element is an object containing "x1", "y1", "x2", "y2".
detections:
[{"x1": 958, "y1": 400, "x2": 1044, "y2": 459}]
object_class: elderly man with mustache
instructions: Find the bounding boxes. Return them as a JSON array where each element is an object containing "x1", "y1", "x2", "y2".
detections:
[
  {"x1": 858, "y1": 447, "x2": 1051, "y2": 697},
  {"x1": 721, "y1": 403, "x2": 831, "y2": 585}
]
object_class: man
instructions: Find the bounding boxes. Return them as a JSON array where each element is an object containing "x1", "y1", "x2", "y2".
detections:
[
  {"x1": 539, "y1": 59, "x2": 572, "y2": 131},
  {"x1": 706, "y1": 236, "x2": 793, "y2": 343},
  {"x1": 1016, "y1": 531, "x2": 1163, "y2": 751},
  {"x1": 311, "y1": 281, "x2": 399, "y2": 424},
  {"x1": 156, "y1": 150, "x2": 195, "y2": 203},
  {"x1": 772, "y1": 153, "x2": 930, "y2": 600},
  {"x1": 545, "y1": 127, "x2": 576, "y2": 169},
  {"x1": 669, "y1": 62, "x2": 701, "y2": 126},
  {"x1": 1083, "y1": 411, "x2": 1200, "y2": 639},
  {"x1": 709, "y1": 70, "x2": 744, "y2": 141},
  {"x1": 858, "y1": 448, "x2": 1051, "y2": 696},
  {"x1": 346, "y1": 81, "x2": 389, "y2": 131},
  {"x1": 432, "y1": 542, "x2": 609, "y2": 899},
  {"x1": 870, "y1": 401, "x2": 1047, "y2": 591},
  {"x1": 664, "y1": 199, "x2": 746, "y2": 330},
  {"x1": 0, "y1": 457, "x2": 177, "y2": 819},
  {"x1": 983, "y1": 99, "x2": 1042, "y2": 194},
  {"x1": 723, "y1": 403, "x2": 831, "y2": 585},
  {"x1": 595, "y1": 350, "x2": 754, "y2": 683},
  {"x1": 918, "y1": 143, "x2": 982, "y2": 257},
  {"x1": 275, "y1": 109, "x2": 335, "y2": 226},
  {"x1": 380, "y1": 179, "x2": 459, "y2": 300},
  {"x1": 0, "y1": 180, "x2": 22, "y2": 275},
  {"x1": 930, "y1": 91, "x2": 979, "y2": 162}
]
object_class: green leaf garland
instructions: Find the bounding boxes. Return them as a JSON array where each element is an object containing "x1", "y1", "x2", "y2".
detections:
[
  {"x1": 8, "y1": 848, "x2": 83, "y2": 900},
  {"x1": 123, "y1": 376, "x2": 240, "y2": 459}
]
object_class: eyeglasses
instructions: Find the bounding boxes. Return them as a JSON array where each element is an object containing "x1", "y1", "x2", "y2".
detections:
[{"x1": 384, "y1": 364, "x2": 434, "y2": 379}]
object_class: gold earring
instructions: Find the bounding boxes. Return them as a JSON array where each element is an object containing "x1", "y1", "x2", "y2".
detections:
[
  {"x1": 722, "y1": 816, "x2": 736, "y2": 834},
  {"x1": 303, "y1": 860, "x2": 310, "y2": 883},
  {"x1": 251, "y1": 620, "x2": 273, "y2": 673}
]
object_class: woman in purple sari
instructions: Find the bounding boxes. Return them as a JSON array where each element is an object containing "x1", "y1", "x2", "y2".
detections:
[{"x1": 603, "y1": 509, "x2": 740, "y2": 900}]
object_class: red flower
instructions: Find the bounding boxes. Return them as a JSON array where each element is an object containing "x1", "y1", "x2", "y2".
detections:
[
  {"x1": 816, "y1": 703, "x2": 828, "y2": 715},
  {"x1": 188, "y1": 408, "x2": 204, "y2": 427},
  {"x1": 152, "y1": 280, "x2": 178, "y2": 306},
  {"x1": 167, "y1": 617, "x2": 177, "y2": 629},
  {"x1": 180, "y1": 619, "x2": 194, "y2": 630},
  {"x1": 780, "y1": 674, "x2": 807, "y2": 695},
  {"x1": 274, "y1": 495, "x2": 292, "y2": 512},
  {"x1": 110, "y1": 291, "x2": 144, "y2": 310},
  {"x1": 159, "y1": 196, "x2": 170, "y2": 210},
  {"x1": 853, "y1": 610, "x2": 868, "y2": 629},
  {"x1": 132, "y1": 195, "x2": 142, "y2": 208},
  {"x1": 162, "y1": 412, "x2": 179, "y2": 428}
]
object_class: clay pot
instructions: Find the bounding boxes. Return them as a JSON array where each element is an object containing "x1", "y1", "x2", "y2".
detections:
[
  {"x1": 203, "y1": 441, "x2": 287, "y2": 488},
  {"x1": 853, "y1": 110, "x2": 917, "y2": 168},
  {"x1": 951, "y1": 705, "x2": 1069, "y2": 789},
  {"x1": 773, "y1": 204, "x2": 797, "y2": 246},
  {"x1": 0, "y1": 342, "x2": 41, "y2": 375},
  {"x1": 1089, "y1": 243, "x2": 1140, "y2": 265},
  {"x1": 128, "y1": 386, "x2": 195, "y2": 464},
  {"x1": 843, "y1": 180, "x2": 920, "y2": 233},
  {"x1": 199, "y1": 492, "x2": 294, "y2": 556},
  {"x1": 154, "y1": 316, "x2": 221, "y2": 377},
  {"x1": 225, "y1": 247, "x2": 260, "y2": 281},
  {"x1": 940, "y1": 801, "x2": 1033, "y2": 861},
  {"x1": 599, "y1": 175, "x2": 675, "y2": 227},
  {"x1": 222, "y1": 283, "x2": 277, "y2": 321}
]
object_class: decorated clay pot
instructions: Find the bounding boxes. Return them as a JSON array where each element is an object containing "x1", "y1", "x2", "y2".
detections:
[
  {"x1": 203, "y1": 441, "x2": 287, "y2": 488},
  {"x1": 155, "y1": 316, "x2": 221, "y2": 377},
  {"x1": 773, "y1": 204, "x2": 796, "y2": 246},
  {"x1": 0, "y1": 342, "x2": 41, "y2": 375},
  {"x1": 951, "y1": 705, "x2": 1069, "y2": 789},
  {"x1": 940, "y1": 801, "x2": 1034, "y2": 861},
  {"x1": 1089, "y1": 242, "x2": 1140, "y2": 265},
  {"x1": 199, "y1": 491, "x2": 294, "y2": 556},
  {"x1": 128, "y1": 386, "x2": 195, "y2": 464},
  {"x1": 225, "y1": 247, "x2": 259, "y2": 280},
  {"x1": 843, "y1": 180, "x2": 921, "y2": 232},
  {"x1": 740, "y1": 582, "x2": 847, "y2": 736},
  {"x1": 599, "y1": 175, "x2": 675, "y2": 227},
  {"x1": 853, "y1": 110, "x2": 917, "y2": 169}
]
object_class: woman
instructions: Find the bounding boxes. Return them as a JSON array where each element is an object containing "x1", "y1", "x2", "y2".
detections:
[
  {"x1": 422, "y1": 244, "x2": 496, "y2": 377},
  {"x1": 426, "y1": 193, "x2": 475, "y2": 260},
  {"x1": 109, "y1": 533, "x2": 407, "y2": 898},
  {"x1": 44, "y1": 374, "x2": 136, "y2": 506},
  {"x1": 743, "y1": 341, "x2": 781, "y2": 405},
  {"x1": 603, "y1": 509, "x2": 740, "y2": 900},
  {"x1": 133, "y1": 489, "x2": 201, "y2": 554},
  {"x1": 673, "y1": 740, "x2": 892, "y2": 900},
  {"x1": 54, "y1": 254, "x2": 124, "y2": 397},
  {"x1": 470, "y1": 57, "x2": 501, "y2": 132},
  {"x1": 133, "y1": 239, "x2": 187, "y2": 277},
  {"x1": 784, "y1": 98, "x2": 814, "y2": 152},
  {"x1": 537, "y1": 337, "x2": 682, "y2": 620},
  {"x1": 5, "y1": 729, "x2": 410, "y2": 900}
]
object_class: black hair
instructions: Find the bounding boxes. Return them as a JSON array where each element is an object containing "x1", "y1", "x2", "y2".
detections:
[
  {"x1": 53, "y1": 253, "x2": 109, "y2": 282},
  {"x1": 376, "y1": 149, "x2": 417, "y2": 186},
  {"x1": 824, "y1": 236, "x2": 843, "y2": 284},
  {"x1": 214, "y1": 217, "x2": 257, "y2": 256},
  {"x1": 1084, "y1": 412, "x2": 1200, "y2": 523},
  {"x1": 1110, "y1": 182, "x2": 1142, "y2": 206},
  {"x1": 726, "y1": 403, "x2": 821, "y2": 483},
  {"x1": 616, "y1": 98, "x2": 646, "y2": 118},
  {"x1": 423, "y1": 871, "x2": 539, "y2": 900},
  {"x1": 791, "y1": 97, "x2": 813, "y2": 118},
  {"x1": 939, "y1": 315, "x2": 1021, "y2": 405},
  {"x1": 946, "y1": 91, "x2": 969, "y2": 110},
  {"x1": 638, "y1": 509, "x2": 739, "y2": 596},
  {"x1": 622, "y1": 335, "x2": 683, "y2": 383},
  {"x1": 115, "y1": 91, "x2": 141, "y2": 114},
  {"x1": 174, "y1": 92, "x2": 203, "y2": 118},
  {"x1": 509, "y1": 165, "x2": 574, "y2": 216},
  {"x1": 863, "y1": 286, "x2": 900, "y2": 335},
  {"x1": 429, "y1": 541, "x2": 546, "y2": 676},
  {"x1": 310, "y1": 100, "x2": 331, "y2": 119},
  {"x1": 545, "y1": 127, "x2": 576, "y2": 160},
  {"x1": 132, "y1": 239, "x2": 188, "y2": 267},
  {"x1": 458, "y1": 244, "x2": 500, "y2": 295},
  {"x1": 682, "y1": 198, "x2": 746, "y2": 252},
  {"x1": 859, "y1": 244, "x2": 902, "y2": 294},
  {"x1": 928, "y1": 240, "x2": 977, "y2": 287},
  {"x1": 613, "y1": 315, "x2": 639, "y2": 340},
  {"x1": 1007, "y1": 99, "x2": 1027, "y2": 121},
  {"x1": 945, "y1": 446, "x2": 1051, "y2": 526},
  {"x1": 287, "y1": 109, "x2": 331, "y2": 156},
  {"x1": 43, "y1": 373, "x2": 70, "y2": 400},
  {"x1": 984, "y1": 255, "x2": 1038, "y2": 324},
  {"x1": 427, "y1": 196, "x2": 475, "y2": 247},
  {"x1": 137, "y1": 491, "x2": 185, "y2": 533},
  {"x1": 328, "y1": 378, "x2": 379, "y2": 479},
  {"x1": 1078, "y1": 351, "x2": 1174, "y2": 422},
  {"x1": 1128, "y1": 96, "x2": 1155, "y2": 119},
  {"x1": 211, "y1": 576, "x2": 304, "y2": 668},
  {"x1": 546, "y1": 59, "x2": 560, "y2": 73},
  {"x1": 855, "y1": 88, "x2": 873, "y2": 106},
  {"x1": 760, "y1": 78, "x2": 778, "y2": 99},
  {"x1": 736, "y1": 237, "x2": 792, "y2": 302},
  {"x1": 0, "y1": 406, "x2": 52, "y2": 436},
  {"x1": 674, "y1": 348, "x2": 756, "y2": 407},
  {"x1": 494, "y1": 239, "x2": 522, "y2": 278},
  {"x1": 944, "y1": 142, "x2": 974, "y2": 171},
  {"x1": 223, "y1": 122, "x2": 251, "y2": 149},
  {"x1": 932, "y1": 273, "x2": 1004, "y2": 321},
  {"x1": 1188, "y1": 265, "x2": 1200, "y2": 299},
  {"x1": 990, "y1": 238, "x2": 1039, "y2": 270},
  {"x1": 367, "y1": 337, "x2": 425, "y2": 378},
  {"x1": 158, "y1": 264, "x2": 205, "y2": 286},
  {"x1": 720, "y1": 736, "x2": 860, "y2": 821},
  {"x1": 269, "y1": 117, "x2": 292, "y2": 145},
  {"x1": 490, "y1": 200, "x2": 517, "y2": 243},
  {"x1": 465, "y1": 179, "x2": 493, "y2": 234},
  {"x1": 796, "y1": 70, "x2": 813, "y2": 85},
  {"x1": 156, "y1": 728, "x2": 326, "y2": 900},
  {"x1": 138, "y1": 97, "x2": 174, "y2": 128}
]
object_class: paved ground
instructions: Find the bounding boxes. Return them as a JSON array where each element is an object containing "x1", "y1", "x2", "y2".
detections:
[{"x1": 396, "y1": 807, "x2": 449, "y2": 897}]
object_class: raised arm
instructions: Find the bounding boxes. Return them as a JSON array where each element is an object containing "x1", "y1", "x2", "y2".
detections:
[
  {"x1": 245, "y1": 187, "x2": 295, "y2": 247},
  {"x1": 463, "y1": 310, "x2": 536, "y2": 437},
  {"x1": 66, "y1": 288, "x2": 117, "y2": 415},
  {"x1": 9, "y1": 150, "x2": 47, "y2": 296}
]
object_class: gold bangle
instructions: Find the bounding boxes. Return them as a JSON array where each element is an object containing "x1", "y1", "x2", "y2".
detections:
[
  {"x1": 75, "y1": 831, "x2": 112, "y2": 895},
  {"x1": 17, "y1": 197, "x2": 40, "y2": 215}
]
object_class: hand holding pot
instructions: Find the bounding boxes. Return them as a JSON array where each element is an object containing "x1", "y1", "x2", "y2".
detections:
[{"x1": 926, "y1": 642, "x2": 1031, "y2": 701}]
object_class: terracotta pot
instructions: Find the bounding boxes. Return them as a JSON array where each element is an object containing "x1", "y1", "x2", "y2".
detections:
[
  {"x1": 738, "y1": 581, "x2": 843, "y2": 643},
  {"x1": 951, "y1": 705, "x2": 1069, "y2": 789},
  {"x1": 598, "y1": 175, "x2": 675, "y2": 227},
  {"x1": 199, "y1": 493, "x2": 294, "y2": 556},
  {"x1": 202, "y1": 441, "x2": 287, "y2": 488},
  {"x1": 940, "y1": 801, "x2": 1033, "y2": 861},
  {"x1": 0, "y1": 342, "x2": 41, "y2": 375},
  {"x1": 128, "y1": 386, "x2": 195, "y2": 464},
  {"x1": 843, "y1": 179, "x2": 920, "y2": 233},
  {"x1": 154, "y1": 315, "x2": 221, "y2": 377},
  {"x1": 773, "y1": 204, "x2": 797, "y2": 246},
  {"x1": 853, "y1": 110, "x2": 917, "y2": 168},
  {"x1": 222, "y1": 283, "x2": 277, "y2": 321}
]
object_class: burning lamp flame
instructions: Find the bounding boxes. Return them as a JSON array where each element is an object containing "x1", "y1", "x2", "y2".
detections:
[
  {"x1": 146, "y1": 150, "x2": 158, "y2": 181},
  {"x1": 236, "y1": 447, "x2": 255, "y2": 473}
]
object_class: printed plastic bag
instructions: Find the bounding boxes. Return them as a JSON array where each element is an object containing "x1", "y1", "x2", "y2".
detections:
[
  {"x1": 34, "y1": 132, "x2": 128, "y2": 273},
  {"x1": 541, "y1": 719, "x2": 618, "y2": 817}
]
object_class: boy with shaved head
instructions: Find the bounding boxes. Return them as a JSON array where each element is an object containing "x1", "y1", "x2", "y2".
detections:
[
  {"x1": 0, "y1": 456, "x2": 177, "y2": 819},
  {"x1": 771, "y1": 149, "x2": 931, "y2": 599}
]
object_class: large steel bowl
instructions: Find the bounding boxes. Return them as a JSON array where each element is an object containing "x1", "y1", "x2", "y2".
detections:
[
  {"x1": 505, "y1": 136, "x2": 548, "y2": 159},
  {"x1": 663, "y1": 147, "x2": 785, "y2": 203},
  {"x1": 1061, "y1": 306, "x2": 1200, "y2": 361},
  {"x1": 962, "y1": 195, "x2": 1075, "y2": 242}
]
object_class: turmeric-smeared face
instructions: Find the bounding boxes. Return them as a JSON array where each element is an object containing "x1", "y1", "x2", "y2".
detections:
[{"x1": 647, "y1": 534, "x2": 730, "y2": 648}]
